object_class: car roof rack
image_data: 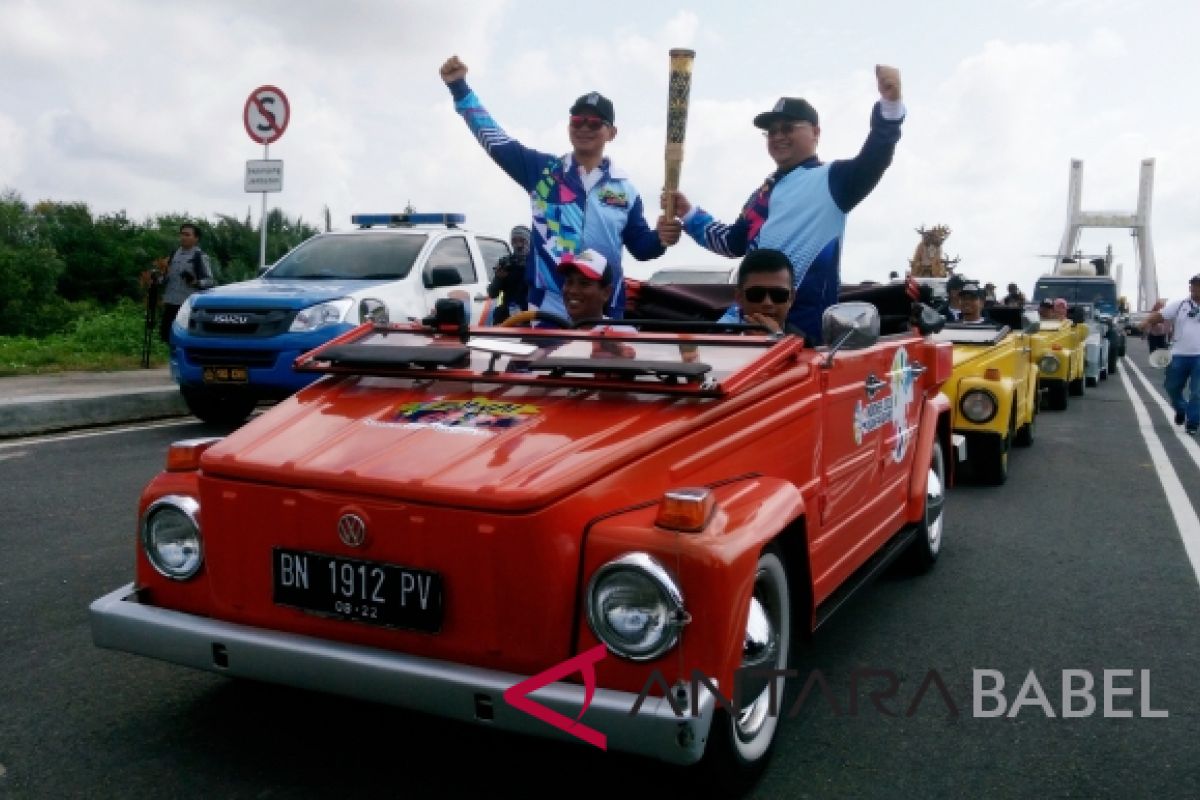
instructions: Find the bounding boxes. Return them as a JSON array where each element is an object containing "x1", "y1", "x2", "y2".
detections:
[{"x1": 351, "y1": 213, "x2": 465, "y2": 229}]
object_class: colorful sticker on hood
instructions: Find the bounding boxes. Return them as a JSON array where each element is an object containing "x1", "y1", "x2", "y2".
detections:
[
  {"x1": 852, "y1": 348, "x2": 918, "y2": 461},
  {"x1": 391, "y1": 398, "x2": 540, "y2": 429}
]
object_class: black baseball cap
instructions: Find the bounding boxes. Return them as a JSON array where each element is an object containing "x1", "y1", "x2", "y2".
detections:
[
  {"x1": 1190, "y1": 274, "x2": 1200, "y2": 284},
  {"x1": 569, "y1": 92, "x2": 615, "y2": 125},
  {"x1": 959, "y1": 281, "x2": 983, "y2": 298},
  {"x1": 1039, "y1": 298, "x2": 1055, "y2": 308},
  {"x1": 754, "y1": 97, "x2": 819, "y2": 129},
  {"x1": 947, "y1": 275, "x2": 966, "y2": 290}
]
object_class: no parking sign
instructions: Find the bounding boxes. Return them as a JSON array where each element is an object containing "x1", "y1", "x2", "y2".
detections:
[{"x1": 243, "y1": 85, "x2": 290, "y2": 144}]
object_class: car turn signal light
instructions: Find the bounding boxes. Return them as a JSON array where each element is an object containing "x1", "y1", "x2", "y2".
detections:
[
  {"x1": 166, "y1": 437, "x2": 223, "y2": 471},
  {"x1": 984, "y1": 368, "x2": 1001, "y2": 381},
  {"x1": 655, "y1": 487, "x2": 716, "y2": 532}
]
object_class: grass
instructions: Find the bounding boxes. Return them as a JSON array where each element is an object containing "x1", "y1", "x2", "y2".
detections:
[{"x1": 0, "y1": 300, "x2": 169, "y2": 376}]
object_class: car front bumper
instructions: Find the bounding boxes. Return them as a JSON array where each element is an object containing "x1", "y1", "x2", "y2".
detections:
[{"x1": 90, "y1": 584, "x2": 715, "y2": 765}]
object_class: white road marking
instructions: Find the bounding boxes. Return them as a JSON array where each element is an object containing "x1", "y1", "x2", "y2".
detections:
[
  {"x1": 1118, "y1": 360, "x2": 1200, "y2": 589},
  {"x1": 0, "y1": 418, "x2": 199, "y2": 450},
  {"x1": 0, "y1": 451, "x2": 28, "y2": 462},
  {"x1": 1124, "y1": 358, "x2": 1200, "y2": 473}
]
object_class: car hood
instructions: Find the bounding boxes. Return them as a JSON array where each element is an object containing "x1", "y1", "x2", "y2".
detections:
[
  {"x1": 200, "y1": 376, "x2": 713, "y2": 512},
  {"x1": 190, "y1": 278, "x2": 391, "y2": 310}
]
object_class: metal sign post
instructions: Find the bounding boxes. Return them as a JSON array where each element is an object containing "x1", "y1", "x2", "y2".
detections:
[{"x1": 243, "y1": 85, "x2": 290, "y2": 271}]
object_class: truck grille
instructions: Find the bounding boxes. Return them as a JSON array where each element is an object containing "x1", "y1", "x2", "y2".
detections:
[{"x1": 189, "y1": 308, "x2": 294, "y2": 337}]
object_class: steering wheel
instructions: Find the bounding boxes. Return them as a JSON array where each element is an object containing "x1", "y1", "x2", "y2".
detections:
[{"x1": 498, "y1": 310, "x2": 573, "y2": 329}]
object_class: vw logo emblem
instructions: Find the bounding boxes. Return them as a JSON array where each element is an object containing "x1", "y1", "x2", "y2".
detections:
[{"x1": 337, "y1": 513, "x2": 367, "y2": 547}]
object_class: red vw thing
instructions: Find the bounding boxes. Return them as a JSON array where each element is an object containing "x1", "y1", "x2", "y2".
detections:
[{"x1": 91, "y1": 288, "x2": 952, "y2": 777}]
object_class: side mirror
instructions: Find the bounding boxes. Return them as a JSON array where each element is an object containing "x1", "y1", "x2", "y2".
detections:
[
  {"x1": 821, "y1": 302, "x2": 880, "y2": 365},
  {"x1": 911, "y1": 303, "x2": 945, "y2": 335},
  {"x1": 427, "y1": 265, "x2": 463, "y2": 289}
]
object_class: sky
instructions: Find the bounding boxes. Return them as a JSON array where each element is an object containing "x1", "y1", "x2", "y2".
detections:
[{"x1": 1, "y1": 0, "x2": 1197, "y2": 308}]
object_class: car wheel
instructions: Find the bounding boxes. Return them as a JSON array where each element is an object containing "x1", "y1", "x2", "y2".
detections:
[
  {"x1": 703, "y1": 546, "x2": 791, "y2": 786},
  {"x1": 1069, "y1": 377, "x2": 1085, "y2": 396},
  {"x1": 1086, "y1": 375, "x2": 1098, "y2": 387},
  {"x1": 1109, "y1": 349, "x2": 1119, "y2": 373},
  {"x1": 905, "y1": 439, "x2": 946, "y2": 572},
  {"x1": 968, "y1": 432, "x2": 1008, "y2": 486},
  {"x1": 1014, "y1": 408, "x2": 1036, "y2": 447},
  {"x1": 180, "y1": 386, "x2": 258, "y2": 426},
  {"x1": 1045, "y1": 382, "x2": 1069, "y2": 411}
]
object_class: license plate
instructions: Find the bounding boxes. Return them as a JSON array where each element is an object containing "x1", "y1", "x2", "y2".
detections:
[
  {"x1": 272, "y1": 549, "x2": 443, "y2": 633},
  {"x1": 203, "y1": 365, "x2": 249, "y2": 384}
]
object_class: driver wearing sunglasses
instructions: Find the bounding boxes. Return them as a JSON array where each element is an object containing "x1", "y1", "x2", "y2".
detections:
[{"x1": 719, "y1": 248, "x2": 803, "y2": 337}]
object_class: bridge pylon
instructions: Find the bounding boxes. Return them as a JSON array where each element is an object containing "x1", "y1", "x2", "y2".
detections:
[{"x1": 1056, "y1": 158, "x2": 1159, "y2": 310}]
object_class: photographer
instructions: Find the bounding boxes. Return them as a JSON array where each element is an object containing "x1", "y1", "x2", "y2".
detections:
[
  {"x1": 159, "y1": 223, "x2": 214, "y2": 343},
  {"x1": 487, "y1": 225, "x2": 531, "y2": 324}
]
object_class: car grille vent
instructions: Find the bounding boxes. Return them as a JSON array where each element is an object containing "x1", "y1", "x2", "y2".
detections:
[{"x1": 190, "y1": 308, "x2": 293, "y2": 338}]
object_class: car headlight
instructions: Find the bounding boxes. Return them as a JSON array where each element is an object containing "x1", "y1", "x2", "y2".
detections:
[
  {"x1": 173, "y1": 296, "x2": 195, "y2": 331},
  {"x1": 587, "y1": 553, "x2": 686, "y2": 661},
  {"x1": 289, "y1": 299, "x2": 355, "y2": 332},
  {"x1": 960, "y1": 389, "x2": 998, "y2": 424},
  {"x1": 141, "y1": 495, "x2": 203, "y2": 580},
  {"x1": 358, "y1": 298, "x2": 389, "y2": 324},
  {"x1": 1039, "y1": 354, "x2": 1060, "y2": 374}
]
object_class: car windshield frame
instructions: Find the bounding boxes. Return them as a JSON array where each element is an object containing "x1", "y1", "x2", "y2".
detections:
[
  {"x1": 266, "y1": 232, "x2": 428, "y2": 281},
  {"x1": 294, "y1": 323, "x2": 804, "y2": 397}
]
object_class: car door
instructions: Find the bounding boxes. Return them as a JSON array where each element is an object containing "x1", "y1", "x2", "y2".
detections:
[
  {"x1": 421, "y1": 235, "x2": 481, "y2": 319},
  {"x1": 812, "y1": 340, "x2": 901, "y2": 601}
]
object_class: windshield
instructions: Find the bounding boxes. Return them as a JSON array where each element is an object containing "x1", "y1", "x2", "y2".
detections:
[
  {"x1": 1031, "y1": 280, "x2": 1118, "y2": 313},
  {"x1": 298, "y1": 327, "x2": 784, "y2": 396},
  {"x1": 267, "y1": 233, "x2": 427, "y2": 280}
]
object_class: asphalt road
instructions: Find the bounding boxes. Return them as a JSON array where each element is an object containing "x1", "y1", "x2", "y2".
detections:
[{"x1": 1, "y1": 341, "x2": 1198, "y2": 799}]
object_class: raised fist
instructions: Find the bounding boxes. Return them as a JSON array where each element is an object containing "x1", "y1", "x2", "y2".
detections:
[
  {"x1": 875, "y1": 65, "x2": 901, "y2": 102},
  {"x1": 439, "y1": 56, "x2": 468, "y2": 84}
]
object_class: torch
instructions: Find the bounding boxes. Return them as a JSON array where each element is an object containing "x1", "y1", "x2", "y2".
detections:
[{"x1": 663, "y1": 48, "x2": 695, "y2": 220}]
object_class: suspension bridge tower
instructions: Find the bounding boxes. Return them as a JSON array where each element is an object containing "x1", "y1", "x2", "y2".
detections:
[{"x1": 1056, "y1": 158, "x2": 1159, "y2": 310}]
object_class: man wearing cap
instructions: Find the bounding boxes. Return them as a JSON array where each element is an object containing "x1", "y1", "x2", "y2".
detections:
[
  {"x1": 1037, "y1": 298, "x2": 1057, "y2": 320},
  {"x1": 487, "y1": 225, "x2": 532, "y2": 323},
  {"x1": 439, "y1": 55, "x2": 667, "y2": 321},
  {"x1": 944, "y1": 274, "x2": 965, "y2": 320},
  {"x1": 1140, "y1": 275, "x2": 1200, "y2": 433},
  {"x1": 957, "y1": 281, "x2": 988, "y2": 324},
  {"x1": 659, "y1": 66, "x2": 905, "y2": 343}
]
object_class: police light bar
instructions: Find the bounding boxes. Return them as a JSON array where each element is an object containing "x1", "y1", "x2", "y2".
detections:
[{"x1": 351, "y1": 213, "x2": 465, "y2": 228}]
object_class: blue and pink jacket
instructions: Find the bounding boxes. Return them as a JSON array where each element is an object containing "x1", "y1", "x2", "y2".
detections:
[{"x1": 448, "y1": 79, "x2": 665, "y2": 319}]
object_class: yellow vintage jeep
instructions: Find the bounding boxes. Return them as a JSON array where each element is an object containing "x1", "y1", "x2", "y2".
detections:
[
  {"x1": 931, "y1": 313, "x2": 1038, "y2": 485},
  {"x1": 1029, "y1": 318, "x2": 1086, "y2": 410}
]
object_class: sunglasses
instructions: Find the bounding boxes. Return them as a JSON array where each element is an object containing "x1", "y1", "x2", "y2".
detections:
[
  {"x1": 569, "y1": 115, "x2": 607, "y2": 131},
  {"x1": 742, "y1": 286, "x2": 792, "y2": 304},
  {"x1": 762, "y1": 121, "x2": 811, "y2": 137}
]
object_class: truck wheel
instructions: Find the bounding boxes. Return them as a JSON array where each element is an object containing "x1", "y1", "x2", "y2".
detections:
[
  {"x1": 181, "y1": 386, "x2": 258, "y2": 426},
  {"x1": 1069, "y1": 377, "x2": 1084, "y2": 396},
  {"x1": 1086, "y1": 375, "x2": 1098, "y2": 387},
  {"x1": 905, "y1": 439, "x2": 945, "y2": 572},
  {"x1": 1108, "y1": 347, "x2": 1119, "y2": 374},
  {"x1": 703, "y1": 546, "x2": 791, "y2": 786}
]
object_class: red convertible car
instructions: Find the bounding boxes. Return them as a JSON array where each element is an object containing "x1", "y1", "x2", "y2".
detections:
[{"x1": 91, "y1": 286, "x2": 952, "y2": 780}]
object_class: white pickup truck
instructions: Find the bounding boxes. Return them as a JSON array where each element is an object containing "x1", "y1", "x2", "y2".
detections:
[{"x1": 168, "y1": 213, "x2": 511, "y2": 425}]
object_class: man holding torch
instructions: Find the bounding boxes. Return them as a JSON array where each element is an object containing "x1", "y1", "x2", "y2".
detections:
[{"x1": 658, "y1": 66, "x2": 906, "y2": 344}]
